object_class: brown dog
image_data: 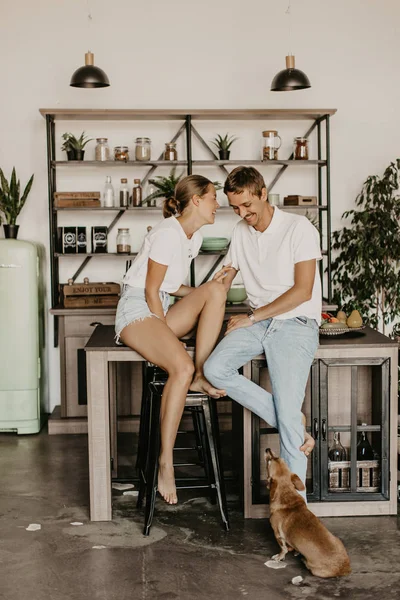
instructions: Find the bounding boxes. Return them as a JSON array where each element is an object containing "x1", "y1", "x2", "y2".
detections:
[{"x1": 265, "y1": 448, "x2": 351, "y2": 578}]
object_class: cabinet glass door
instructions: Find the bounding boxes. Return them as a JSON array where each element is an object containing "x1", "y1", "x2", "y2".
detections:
[
  {"x1": 250, "y1": 359, "x2": 319, "y2": 506},
  {"x1": 319, "y1": 358, "x2": 390, "y2": 501}
]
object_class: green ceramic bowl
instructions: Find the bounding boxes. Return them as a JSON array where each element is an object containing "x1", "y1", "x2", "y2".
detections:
[
  {"x1": 201, "y1": 237, "x2": 229, "y2": 251},
  {"x1": 227, "y1": 286, "x2": 247, "y2": 303}
]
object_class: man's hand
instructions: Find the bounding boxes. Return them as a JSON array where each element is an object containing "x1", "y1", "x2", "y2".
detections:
[{"x1": 225, "y1": 314, "x2": 253, "y2": 335}]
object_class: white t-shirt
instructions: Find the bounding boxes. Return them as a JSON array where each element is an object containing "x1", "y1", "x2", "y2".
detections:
[
  {"x1": 225, "y1": 207, "x2": 322, "y2": 323},
  {"x1": 123, "y1": 216, "x2": 202, "y2": 293}
]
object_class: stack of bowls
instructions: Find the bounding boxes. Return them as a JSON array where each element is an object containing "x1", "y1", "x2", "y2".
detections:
[{"x1": 201, "y1": 237, "x2": 229, "y2": 252}]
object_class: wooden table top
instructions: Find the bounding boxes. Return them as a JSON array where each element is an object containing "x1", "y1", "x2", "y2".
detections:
[{"x1": 85, "y1": 324, "x2": 397, "y2": 352}]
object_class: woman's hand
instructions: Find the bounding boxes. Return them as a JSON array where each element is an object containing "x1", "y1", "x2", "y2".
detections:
[
  {"x1": 225, "y1": 314, "x2": 253, "y2": 335},
  {"x1": 213, "y1": 264, "x2": 237, "y2": 290}
]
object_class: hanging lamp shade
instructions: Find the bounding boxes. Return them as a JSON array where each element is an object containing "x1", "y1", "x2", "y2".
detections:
[
  {"x1": 70, "y1": 52, "x2": 110, "y2": 88},
  {"x1": 270, "y1": 55, "x2": 311, "y2": 92}
]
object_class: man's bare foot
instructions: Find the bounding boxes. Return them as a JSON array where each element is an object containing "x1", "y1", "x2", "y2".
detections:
[
  {"x1": 300, "y1": 413, "x2": 315, "y2": 457},
  {"x1": 189, "y1": 375, "x2": 226, "y2": 399},
  {"x1": 157, "y1": 462, "x2": 177, "y2": 505}
]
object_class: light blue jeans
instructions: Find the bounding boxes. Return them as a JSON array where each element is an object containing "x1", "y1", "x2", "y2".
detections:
[{"x1": 204, "y1": 316, "x2": 319, "y2": 499}]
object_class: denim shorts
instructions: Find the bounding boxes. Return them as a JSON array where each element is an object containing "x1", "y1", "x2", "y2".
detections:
[{"x1": 114, "y1": 285, "x2": 170, "y2": 344}]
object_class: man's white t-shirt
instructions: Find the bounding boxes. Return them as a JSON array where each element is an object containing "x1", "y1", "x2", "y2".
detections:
[
  {"x1": 225, "y1": 207, "x2": 322, "y2": 324},
  {"x1": 123, "y1": 216, "x2": 202, "y2": 293}
]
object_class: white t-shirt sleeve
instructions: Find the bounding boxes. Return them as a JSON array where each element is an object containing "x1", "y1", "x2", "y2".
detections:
[
  {"x1": 292, "y1": 218, "x2": 322, "y2": 264},
  {"x1": 223, "y1": 227, "x2": 240, "y2": 270},
  {"x1": 148, "y1": 229, "x2": 179, "y2": 266}
]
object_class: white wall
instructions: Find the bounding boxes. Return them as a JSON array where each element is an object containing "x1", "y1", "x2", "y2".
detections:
[{"x1": 1, "y1": 0, "x2": 399, "y2": 412}]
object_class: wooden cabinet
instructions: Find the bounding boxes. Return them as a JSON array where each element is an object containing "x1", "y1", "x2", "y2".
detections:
[
  {"x1": 243, "y1": 328, "x2": 398, "y2": 517},
  {"x1": 49, "y1": 308, "x2": 142, "y2": 433}
]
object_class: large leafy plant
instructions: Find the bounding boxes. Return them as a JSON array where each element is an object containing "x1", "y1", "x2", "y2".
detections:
[
  {"x1": 0, "y1": 167, "x2": 34, "y2": 225},
  {"x1": 331, "y1": 159, "x2": 400, "y2": 334}
]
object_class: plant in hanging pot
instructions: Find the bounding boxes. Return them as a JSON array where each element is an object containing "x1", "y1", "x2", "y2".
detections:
[
  {"x1": 331, "y1": 159, "x2": 400, "y2": 335},
  {"x1": 0, "y1": 167, "x2": 34, "y2": 239},
  {"x1": 211, "y1": 133, "x2": 238, "y2": 160},
  {"x1": 61, "y1": 131, "x2": 93, "y2": 161}
]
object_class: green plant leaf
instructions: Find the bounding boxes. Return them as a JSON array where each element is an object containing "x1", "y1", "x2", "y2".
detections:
[{"x1": 331, "y1": 159, "x2": 400, "y2": 336}]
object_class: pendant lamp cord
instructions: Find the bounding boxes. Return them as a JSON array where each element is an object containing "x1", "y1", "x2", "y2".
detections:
[
  {"x1": 86, "y1": 0, "x2": 92, "y2": 53},
  {"x1": 285, "y1": 0, "x2": 292, "y2": 57}
]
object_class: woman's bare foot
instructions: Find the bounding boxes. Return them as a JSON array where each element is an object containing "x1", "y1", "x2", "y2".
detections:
[
  {"x1": 300, "y1": 414, "x2": 315, "y2": 457},
  {"x1": 189, "y1": 374, "x2": 226, "y2": 399},
  {"x1": 157, "y1": 462, "x2": 177, "y2": 505}
]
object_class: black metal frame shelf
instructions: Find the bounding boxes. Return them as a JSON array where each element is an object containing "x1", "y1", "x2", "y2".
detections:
[{"x1": 41, "y1": 108, "x2": 336, "y2": 346}]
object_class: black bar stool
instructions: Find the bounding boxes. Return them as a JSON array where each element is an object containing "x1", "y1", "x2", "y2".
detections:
[{"x1": 137, "y1": 379, "x2": 230, "y2": 536}]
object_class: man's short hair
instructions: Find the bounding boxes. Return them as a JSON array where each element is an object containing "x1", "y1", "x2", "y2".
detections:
[{"x1": 224, "y1": 166, "x2": 266, "y2": 198}]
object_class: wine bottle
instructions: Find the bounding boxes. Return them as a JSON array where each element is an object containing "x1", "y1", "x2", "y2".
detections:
[
  {"x1": 328, "y1": 432, "x2": 347, "y2": 461},
  {"x1": 356, "y1": 424, "x2": 374, "y2": 460}
]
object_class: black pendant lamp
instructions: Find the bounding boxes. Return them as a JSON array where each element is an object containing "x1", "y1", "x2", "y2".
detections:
[
  {"x1": 271, "y1": 54, "x2": 311, "y2": 92},
  {"x1": 70, "y1": 51, "x2": 110, "y2": 88}
]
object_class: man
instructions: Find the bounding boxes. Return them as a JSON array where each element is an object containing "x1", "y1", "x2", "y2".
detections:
[{"x1": 205, "y1": 166, "x2": 321, "y2": 495}]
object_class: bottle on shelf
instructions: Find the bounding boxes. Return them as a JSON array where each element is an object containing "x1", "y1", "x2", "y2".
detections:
[
  {"x1": 328, "y1": 432, "x2": 347, "y2": 461},
  {"x1": 119, "y1": 178, "x2": 129, "y2": 207},
  {"x1": 102, "y1": 176, "x2": 115, "y2": 207},
  {"x1": 164, "y1": 142, "x2": 177, "y2": 161},
  {"x1": 132, "y1": 179, "x2": 142, "y2": 207},
  {"x1": 357, "y1": 424, "x2": 374, "y2": 460}
]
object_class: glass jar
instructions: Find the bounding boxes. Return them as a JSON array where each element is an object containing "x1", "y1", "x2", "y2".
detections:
[
  {"x1": 262, "y1": 130, "x2": 281, "y2": 160},
  {"x1": 293, "y1": 137, "x2": 309, "y2": 160},
  {"x1": 164, "y1": 142, "x2": 177, "y2": 161},
  {"x1": 116, "y1": 228, "x2": 131, "y2": 254},
  {"x1": 114, "y1": 146, "x2": 129, "y2": 162},
  {"x1": 119, "y1": 178, "x2": 129, "y2": 207},
  {"x1": 135, "y1": 137, "x2": 151, "y2": 161},
  {"x1": 95, "y1": 138, "x2": 110, "y2": 161}
]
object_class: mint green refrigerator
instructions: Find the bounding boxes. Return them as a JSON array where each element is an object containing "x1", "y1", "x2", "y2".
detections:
[{"x1": 0, "y1": 239, "x2": 43, "y2": 433}]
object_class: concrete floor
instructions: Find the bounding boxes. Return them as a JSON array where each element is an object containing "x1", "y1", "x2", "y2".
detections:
[{"x1": 0, "y1": 430, "x2": 399, "y2": 600}]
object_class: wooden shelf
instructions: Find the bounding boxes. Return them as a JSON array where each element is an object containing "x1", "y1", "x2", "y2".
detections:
[
  {"x1": 53, "y1": 205, "x2": 235, "y2": 211},
  {"x1": 52, "y1": 160, "x2": 188, "y2": 167},
  {"x1": 40, "y1": 108, "x2": 337, "y2": 121},
  {"x1": 54, "y1": 250, "x2": 229, "y2": 257},
  {"x1": 54, "y1": 252, "x2": 139, "y2": 258},
  {"x1": 193, "y1": 159, "x2": 327, "y2": 166}
]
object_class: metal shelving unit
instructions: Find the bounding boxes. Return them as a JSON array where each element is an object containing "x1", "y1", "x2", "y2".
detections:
[{"x1": 40, "y1": 108, "x2": 336, "y2": 346}]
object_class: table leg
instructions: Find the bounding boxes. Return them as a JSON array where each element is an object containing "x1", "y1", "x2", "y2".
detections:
[{"x1": 86, "y1": 351, "x2": 112, "y2": 521}]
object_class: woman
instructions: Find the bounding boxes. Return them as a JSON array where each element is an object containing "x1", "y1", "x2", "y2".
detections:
[{"x1": 115, "y1": 175, "x2": 227, "y2": 505}]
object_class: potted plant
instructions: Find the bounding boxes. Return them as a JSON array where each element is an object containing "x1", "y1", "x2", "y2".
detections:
[
  {"x1": 61, "y1": 131, "x2": 93, "y2": 161},
  {"x1": 144, "y1": 168, "x2": 185, "y2": 206},
  {"x1": 144, "y1": 169, "x2": 222, "y2": 207},
  {"x1": 331, "y1": 159, "x2": 400, "y2": 335},
  {"x1": 0, "y1": 167, "x2": 34, "y2": 238},
  {"x1": 211, "y1": 133, "x2": 238, "y2": 160}
]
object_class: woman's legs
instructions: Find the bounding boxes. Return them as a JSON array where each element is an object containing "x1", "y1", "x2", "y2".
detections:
[
  {"x1": 166, "y1": 281, "x2": 227, "y2": 398},
  {"x1": 120, "y1": 317, "x2": 194, "y2": 505}
]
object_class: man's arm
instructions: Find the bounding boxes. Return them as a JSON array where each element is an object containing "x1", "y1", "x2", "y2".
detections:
[{"x1": 251, "y1": 259, "x2": 316, "y2": 322}]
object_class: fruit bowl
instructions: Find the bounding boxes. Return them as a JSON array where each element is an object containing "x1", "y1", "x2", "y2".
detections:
[{"x1": 319, "y1": 324, "x2": 366, "y2": 336}]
